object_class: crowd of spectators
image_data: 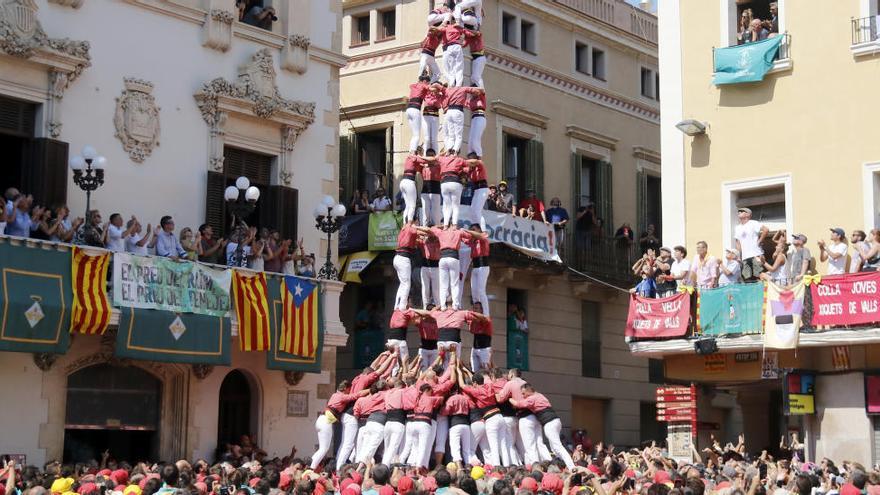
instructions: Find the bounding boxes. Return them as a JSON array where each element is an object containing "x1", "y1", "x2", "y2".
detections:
[
  {"x1": 631, "y1": 206, "x2": 880, "y2": 298},
  {"x1": 1, "y1": 188, "x2": 316, "y2": 277},
  {"x1": 3, "y1": 431, "x2": 878, "y2": 495},
  {"x1": 737, "y1": 3, "x2": 779, "y2": 45}
]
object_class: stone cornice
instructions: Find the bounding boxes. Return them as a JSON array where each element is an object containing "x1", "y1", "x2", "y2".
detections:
[
  {"x1": 632, "y1": 145, "x2": 660, "y2": 164},
  {"x1": 566, "y1": 125, "x2": 618, "y2": 150},
  {"x1": 490, "y1": 100, "x2": 549, "y2": 129},
  {"x1": 341, "y1": 97, "x2": 406, "y2": 120}
]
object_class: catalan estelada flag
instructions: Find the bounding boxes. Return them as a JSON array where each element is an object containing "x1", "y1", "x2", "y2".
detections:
[
  {"x1": 280, "y1": 275, "x2": 320, "y2": 357},
  {"x1": 70, "y1": 247, "x2": 112, "y2": 335},
  {"x1": 233, "y1": 270, "x2": 271, "y2": 351}
]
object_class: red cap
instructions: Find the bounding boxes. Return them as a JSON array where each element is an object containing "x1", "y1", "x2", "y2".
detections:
[
  {"x1": 653, "y1": 471, "x2": 671, "y2": 484},
  {"x1": 397, "y1": 476, "x2": 414, "y2": 493},
  {"x1": 350, "y1": 472, "x2": 364, "y2": 485},
  {"x1": 112, "y1": 470, "x2": 129, "y2": 486},
  {"x1": 520, "y1": 478, "x2": 538, "y2": 492},
  {"x1": 79, "y1": 483, "x2": 99, "y2": 495},
  {"x1": 378, "y1": 486, "x2": 394, "y2": 495},
  {"x1": 422, "y1": 476, "x2": 437, "y2": 492},
  {"x1": 842, "y1": 484, "x2": 862, "y2": 495},
  {"x1": 99, "y1": 470, "x2": 112, "y2": 477},
  {"x1": 542, "y1": 474, "x2": 564, "y2": 495}
]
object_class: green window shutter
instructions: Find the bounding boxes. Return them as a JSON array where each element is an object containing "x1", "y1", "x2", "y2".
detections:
[
  {"x1": 636, "y1": 169, "x2": 648, "y2": 234},
  {"x1": 571, "y1": 153, "x2": 582, "y2": 212},
  {"x1": 596, "y1": 159, "x2": 613, "y2": 235},
  {"x1": 339, "y1": 133, "x2": 358, "y2": 206},
  {"x1": 260, "y1": 185, "x2": 299, "y2": 242},
  {"x1": 205, "y1": 171, "x2": 228, "y2": 237},
  {"x1": 524, "y1": 139, "x2": 544, "y2": 200},
  {"x1": 27, "y1": 137, "x2": 68, "y2": 209}
]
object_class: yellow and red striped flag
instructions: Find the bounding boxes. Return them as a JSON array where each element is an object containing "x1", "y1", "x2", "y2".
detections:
[
  {"x1": 233, "y1": 270, "x2": 271, "y2": 351},
  {"x1": 280, "y1": 275, "x2": 320, "y2": 357},
  {"x1": 70, "y1": 247, "x2": 112, "y2": 335}
]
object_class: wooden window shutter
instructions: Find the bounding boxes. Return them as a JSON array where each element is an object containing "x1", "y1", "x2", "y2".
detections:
[
  {"x1": 596, "y1": 160, "x2": 613, "y2": 235},
  {"x1": 384, "y1": 127, "x2": 394, "y2": 197},
  {"x1": 339, "y1": 134, "x2": 358, "y2": 205},
  {"x1": 0, "y1": 96, "x2": 36, "y2": 137},
  {"x1": 571, "y1": 153, "x2": 581, "y2": 213},
  {"x1": 524, "y1": 139, "x2": 544, "y2": 200},
  {"x1": 205, "y1": 171, "x2": 227, "y2": 237},
  {"x1": 636, "y1": 170, "x2": 648, "y2": 233},
  {"x1": 26, "y1": 138, "x2": 68, "y2": 208},
  {"x1": 259, "y1": 185, "x2": 299, "y2": 241}
]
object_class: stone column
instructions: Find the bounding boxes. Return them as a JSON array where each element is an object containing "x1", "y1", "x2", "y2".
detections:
[
  {"x1": 208, "y1": 111, "x2": 228, "y2": 172},
  {"x1": 321, "y1": 280, "x2": 348, "y2": 346},
  {"x1": 203, "y1": 0, "x2": 235, "y2": 52},
  {"x1": 46, "y1": 70, "x2": 70, "y2": 138},
  {"x1": 281, "y1": 0, "x2": 310, "y2": 74}
]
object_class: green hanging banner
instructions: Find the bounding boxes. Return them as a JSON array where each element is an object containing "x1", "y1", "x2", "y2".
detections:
[
  {"x1": 367, "y1": 211, "x2": 402, "y2": 251},
  {"x1": 713, "y1": 36, "x2": 784, "y2": 85},
  {"x1": 0, "y1": 242, "x2": 72, "y2": 354},
  {"x1": 115, "y1": 307, "x2": 232, "y2": 365}
]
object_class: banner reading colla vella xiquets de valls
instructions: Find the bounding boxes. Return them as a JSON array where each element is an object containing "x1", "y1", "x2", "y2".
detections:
[{"x1": 113, "y1": 253, "x2": 232, "y2": 316}]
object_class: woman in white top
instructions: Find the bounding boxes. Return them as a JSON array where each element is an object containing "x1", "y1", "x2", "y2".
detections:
[
  {"x1": 761, "y1": 241, "x2": 788, "y2": 285},
  {"x1": 849, "y1": 230, "x2": 870, "y2": 273}
]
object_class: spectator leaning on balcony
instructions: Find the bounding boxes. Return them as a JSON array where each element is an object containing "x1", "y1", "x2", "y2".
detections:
[
  {"x1": 5, "y1": 193, "x2": 42, "y2": 237},
  {"x1": 497, "y1": 181, "x2": 515, "y2": 213},
  {"x1": 74, "y1": 210, "x2": 105, "y2": 247},
  {"x1": 850, "y1": 230, "x2": 870, "y2": 273},
  {"x1": 744, "y1": 18, "x2": 769, "y2": 43},
  {"x1": 49, "y1": 205, "x2": 81, "y2": 243},
  {"x1": 517, "y1": 190, "x2": 548, "y2": 224},
  {"x1": 545, "y1": 197, "x2": 569, "y2": 250},
  {"x1": 692, "y1": 241, "x2": 718, "y2": 289},
  {"x1": 734, "y1": 207, "x2": 769, "y2": 281},
  {"x1": 614, "y1": 223, "x2": 634, "y2": 253},
  {"x1": 370, "y1": 187, "x2": 392, "y2": 212},
  {"x1": 198, "y1": 224, "x2": 226, "y2": 264},
  {"x1": 155, "y1": 215, "x2": 187, "y2": 260},
  {"x1": 861, "y1": 229, "x2": 880, "y2": 272},
  {"x1": 760, "y1": 238, "x2": 788, "y2": 285},
  {"x1": 787, "y1": 233, "x2": 812, "y2": 282},
  {"x1": 819, "y1": 227, "x2": 848, "y2": 275},
  {"x1": 125, "y1": 217, "x2": 152, "y2": 256},
  {"x1": 105, "y1": 213, "x2": 133, "y2": 253},
  {"x1": 670, "y1": 245, "x2": 691, "y2": 289},
  {"x1": 180, "y1": 227, "x2": 203, "y2": 261},
  {"x1": 718, "y1": 248, "x2": 742, "y2": 286}
]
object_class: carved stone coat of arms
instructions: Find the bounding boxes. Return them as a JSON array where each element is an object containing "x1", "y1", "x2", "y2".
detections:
[{"x1": 114, "y1": 78, "x2": 160, "y2": 163}]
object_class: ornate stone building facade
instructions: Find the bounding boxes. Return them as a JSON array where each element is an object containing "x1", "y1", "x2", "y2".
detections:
[{"x1": 0, "y1": 0, "x2": 347, "y2": 465}]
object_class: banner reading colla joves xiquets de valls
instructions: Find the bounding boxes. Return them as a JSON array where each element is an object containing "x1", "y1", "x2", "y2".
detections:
[{"x1": 113, "y1": 253, "x2": 232, "y2": 316}]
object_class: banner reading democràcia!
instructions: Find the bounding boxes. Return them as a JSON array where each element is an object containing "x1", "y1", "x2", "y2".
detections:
[
  {"x1": 113, "y1": 253, "x2": 232, "y2": 317},
  {"x1": 460, "y1": 210, "x2": 562, "y2": 263},
  {"x1": 625, "y1": 292, "x2": 691, "y2": 339},
  {"x1": 810, "y1": 272, "x2": 880, "y2": 327}
]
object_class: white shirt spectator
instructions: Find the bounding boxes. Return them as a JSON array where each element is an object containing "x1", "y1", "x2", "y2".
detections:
[
  {"x1": 371, "y1": 196, "x2": 392, "y2": 212},
  {"x1": 851, "y1": 241, "x2": 869, "y2": 273},
  {"x1": 126, "y1": 232, "x2": 148, "y2": 256},
  {"x1": 106, "y1": 224, "x2": 127, "y2": 252},
  {"x1": 671, "y1": 258, "x2": 691, "y2": 288},
  {"x1": 718, "y1": 260, "x2": 742, "y2": 286},
  {"x1": 826, "y1": 243, "x2": 848, "y2": 274},
  {"x1": 735, "y1": 220, "x2": 764, "y2": 259},
  {"x1": 226, "y1": 242, "x2": 252, "y2": 267}
]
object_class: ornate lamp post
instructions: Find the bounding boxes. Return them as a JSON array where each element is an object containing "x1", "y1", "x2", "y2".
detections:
[
  {"x1": 68, "y1": 145, "x2": 107, "y2": 227},
  {"x1": 312, "y1": 195, "x2": 346, "y2": 280},
  {"x1": 224, "y1": 176, "x2": 261, "y2": 267}
]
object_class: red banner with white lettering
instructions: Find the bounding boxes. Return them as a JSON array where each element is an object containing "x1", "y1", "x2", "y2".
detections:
[
  {"x1": 810, "y1": 271, "x2": 880, "y2": 327},
  {"x1": 626, "y1": 292, "x2": 691, "y2": 338}
]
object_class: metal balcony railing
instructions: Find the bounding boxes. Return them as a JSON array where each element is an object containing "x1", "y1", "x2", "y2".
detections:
[
  {"x1": 564, "y1": 231, "x2": 639, "y2": 286},
  {"x1": 852, "y1": 16, "x2": 879, "y2": 45}
]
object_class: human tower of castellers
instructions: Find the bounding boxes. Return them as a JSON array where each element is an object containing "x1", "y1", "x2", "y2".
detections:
[{"x1": 311, "y1": 0, "x2": 573, "y2": 473}]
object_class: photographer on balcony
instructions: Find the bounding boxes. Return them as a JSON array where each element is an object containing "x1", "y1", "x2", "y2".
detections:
[{"x1": 238, "y1": 0, "x2": 277, "y2": 30}]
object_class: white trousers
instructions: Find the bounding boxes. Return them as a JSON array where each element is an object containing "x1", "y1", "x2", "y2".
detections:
[
  {"x1": 423, "y1": 115, "x2": 440, "y2": 153},
  {"x1": 441, "y1": 182, "x2": 463, "y2": 227},
  {"x1": 468, "y1": 116, "x2": 486, "y2": 157},
  {"x1": 434, "y1": 414, "x2": 449, "y2": 453},
  {"x1": 406, "y1": 421, "x2": 432, "y2": 467},
  {"x1": 469, "y1": 187, "x2": 488, "y2": 230},
  {"x1": 484, "y1": 414, "x2": 511, "y2": 466},
  {"x1": 382, "y1": 421, "x2": 406, "y2": 465},
  {"x1": 470, "y1": 346, "x2": 492, "y2": 371},
  {"x1": 458, "y1": 244, "x2": 471, "y2": 304},
  {"x1": 543, "y1": 418, "x2": 575, "y2": 469},
  {"x1": 420, "y1": 192, "x2": 442, "y2": 226},
  {"x1": 438, "y1": 256, "x2": 461, "y2": 310},
  {"x1": 406, "y1": 108, "x2": 423, "y2": 153},
  {"x1": 420, "y1": 266, "x2": 440, "y2": 307},
  {"x1": 519, "y1": 415, "x2": 553, "y2": 464},
  {"x1": 444, "y1": 108, "x2": 465, "y2": 153},
  {"x1": 418, "y1": 347, "x2": 438, "y2": 370},
  {"x1": 400, "y1": 179, "x2": 418, "y2": 223},
  {"x1": 386, "y1": 338, "x2": 409, "y2": 376},
  {"x1": 471, "y1": 56, "x2": 487, "y2": 87},
  {"x1": 444, "y1": 44, "x2": 465, "y2": 87},
  {"x1": 470, "y1": 265, "x2": 490, "y2": 314},
  {"x1": 399, "y1": 420, "x2": 418, "y2": 465},
  {"x1": 503, "y1": 416, "x2": 524, "y2": 465},
  {"x1": 311, "y1": 415, "x2": 334, "y2": 469},
  {"x1": 449, "y1": 423, "x2": 473, "y2": 463},
  {"x1": 424, "y1": 419, "x2": 437, "y2": 466},
  {"x1": 419, "y1": 53, "x2": 442, "y2": 83},
  {"x1": 393, "y1": 254, "x2": 412, "y2": 310},
  {"x1": 470, "y1": 420, "x2": 491, "y2": 463},
  {"x1": 337, "y1": 413, "x2": 359, "y2": 470},
  {"x1": 455, "y1": 0, "x2": 483, "y2": 25},
  {"x1": 358, "y1": 421, "x2": 385, "y2": 464},
  {"x1": 438, "y1": 340, "x2": 462, "y2": 369}
]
